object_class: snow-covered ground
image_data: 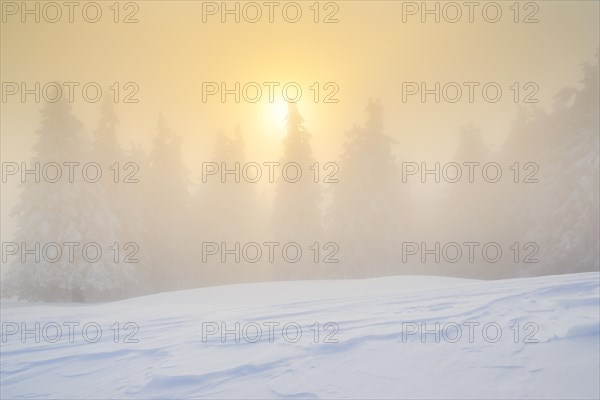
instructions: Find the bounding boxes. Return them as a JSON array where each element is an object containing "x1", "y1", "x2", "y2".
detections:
[{"x1": 1, "y1": 272, "x2": 599, "y2": 399}]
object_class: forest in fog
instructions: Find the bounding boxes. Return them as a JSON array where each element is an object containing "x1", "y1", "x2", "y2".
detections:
[{"x1": 2, "y1": 59, "x2": 598, "y2": 302}]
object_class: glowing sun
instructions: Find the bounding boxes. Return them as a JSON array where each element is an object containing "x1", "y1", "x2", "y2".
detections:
[{"x1": 267, "y1": 99, "x2": 289, "y2": 129}]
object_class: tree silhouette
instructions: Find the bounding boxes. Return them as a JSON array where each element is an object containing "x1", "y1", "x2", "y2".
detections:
[
  {"x1": 329, "y1": 99, "x2": 408, "y2": 277},
  {"x1": 4, "y1": 97, "x2": 136, "y2": 301}
]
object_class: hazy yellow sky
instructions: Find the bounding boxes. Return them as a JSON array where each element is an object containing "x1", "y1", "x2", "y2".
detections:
[{"x1": 1, "y1": 0, "x2": 599, "y2": 239}]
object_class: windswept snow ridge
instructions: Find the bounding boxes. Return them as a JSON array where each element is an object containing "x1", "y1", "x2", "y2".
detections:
[{"x1": 1, "y1": 272, "x2": 599, "y2": 399}]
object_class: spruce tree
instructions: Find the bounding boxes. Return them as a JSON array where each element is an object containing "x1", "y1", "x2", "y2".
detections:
[
  {"x1": 4, "y1": 97, "x2": 136, "y2": 301},
  {"x1": 328, "y1": 99, "x2": 408, "y2": 277},
  {"x1": 145, "y1": 116, "x2": 191, "y2": 291},
  {"x1": 271, "y1": 103, "x2": 323, "y2": 279}
]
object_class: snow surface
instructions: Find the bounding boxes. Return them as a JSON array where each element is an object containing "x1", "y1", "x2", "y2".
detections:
[{"x1": 1, "y1": 272, "x2": 599, "y2": 399}]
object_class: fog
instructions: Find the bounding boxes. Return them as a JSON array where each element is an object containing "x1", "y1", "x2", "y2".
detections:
[{"x1": 1, "y1": 1, "x2": 598, "y2": 301}]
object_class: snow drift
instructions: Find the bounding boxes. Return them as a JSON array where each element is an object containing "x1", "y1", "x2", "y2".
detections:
[{"x1": 1, "y1": 272, "x2": 599, "y2": 399}]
